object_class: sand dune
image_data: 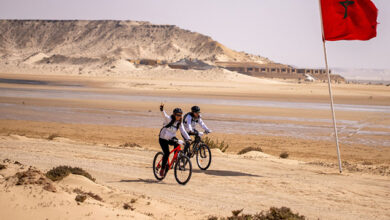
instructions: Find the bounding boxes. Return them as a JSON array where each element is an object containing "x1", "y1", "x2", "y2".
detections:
[
  {"x1": 0, "y1": 158, "x2": 191, "y2": 219},
  {"x1": 0, "y1": 135, "x2": 389, "y2": 220},
  {"x1": 0, "y1": 20, "x2": 269, "y2": 66}
]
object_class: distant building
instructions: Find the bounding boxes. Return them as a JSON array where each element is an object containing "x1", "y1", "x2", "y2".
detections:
[{"x1": 215, "y1": 62, "x2": 345, "y2": 83}]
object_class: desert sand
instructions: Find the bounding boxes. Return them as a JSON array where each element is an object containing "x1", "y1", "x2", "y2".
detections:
[{"x1": 0, "y1": 135, "x2": 389, "y2": 220}]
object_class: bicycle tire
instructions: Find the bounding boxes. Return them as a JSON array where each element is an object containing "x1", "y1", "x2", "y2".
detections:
[
  {"x1": 153, "y1": 152, "x2": 166, "y2": 181},
  {"x1": 196, "y1": 143, "x2": 212, "y2": 170},
  {"x1": 174, "y1": 155, "x2": 192, "y2": 185}
]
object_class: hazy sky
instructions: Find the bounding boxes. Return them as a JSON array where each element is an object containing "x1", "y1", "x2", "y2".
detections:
[{"x1": 1, "y1": 0, "x2": 389, "y2": 69}]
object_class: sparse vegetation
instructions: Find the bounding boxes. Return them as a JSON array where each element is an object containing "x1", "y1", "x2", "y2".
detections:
[
  {"x1": 208, "y1": 207, "x2": 305, "y2": 220},
  {"x1": 75, "y1": 194, "x2": 87, "y2": 203},
  {"x1": 238, "y1": 147, "x2": 263, "y2": 155},
  {"x1": 309, "y1": 161, "x2": 390, "y2": 176},
  {"x1": 73, "y1": 188, "x2": 103, "y2": 201},
  {"x1": 123, "y1": 203, "x2": 135, "y2": 211},
  {"x1": 204, "y1": 137, "x2": 229, "y2": 153},
  {"x1": 362, "y1": 161, "x2": 373, "y2": 166},
  {"x1": 280, "y1": 152, "x2": 289, "y2": 159},
  {"x1": 0, "y1": 164, "x2": 6, "y2": 170},
  {"x1": 232, "y1": 209, "x2": 244, "y2": 217},
  {"x1": 46, "y1": 166, "x2": 95, "y2": 182},
  {"x1": 47, "y1": 133, "x2": 60, "y2": 140},
  {"x1": 119, "y1": 142, "x2": 142, "y2": 148},
  {"x1": 14, "y1": 167, "x2": 57, "y2": 192}
]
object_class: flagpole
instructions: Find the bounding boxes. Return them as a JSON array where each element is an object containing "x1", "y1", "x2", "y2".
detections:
[{"x1": 318, "y1": 0, "x2": 342, "y2": 173}]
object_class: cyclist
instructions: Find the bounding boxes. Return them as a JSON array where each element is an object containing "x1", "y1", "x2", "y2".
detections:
[
  {"x1": 183, "y1": 106, "x2": 212, "y2": 152},
  {"x1": 159, "y1": 104, "x2": 191, "y2": 177}
]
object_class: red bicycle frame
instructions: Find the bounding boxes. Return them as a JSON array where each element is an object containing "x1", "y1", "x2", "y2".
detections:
[{"x1": 157, "y1": 145, "x2": 182, "y2": 170}]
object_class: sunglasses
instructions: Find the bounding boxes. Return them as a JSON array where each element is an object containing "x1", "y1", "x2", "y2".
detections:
[{"x1": 175, "y1": 114, "x2": 182, "y2": 117}]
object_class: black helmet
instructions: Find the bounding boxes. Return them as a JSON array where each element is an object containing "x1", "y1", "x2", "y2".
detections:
[
  {"x1": 173, "y1": 108, "x2": 183, "y2": 114},
  {"x1": 191, "y1": 106, "x2": 200, "y2": 113}
]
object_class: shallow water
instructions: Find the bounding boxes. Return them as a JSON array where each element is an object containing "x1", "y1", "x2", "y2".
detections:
[
  {"x1": 0, "y1": 101, "x2": 389, "y2": 147},
  {"x1": 1, "y1": 87, "x2": 390, "y2": 113},
  {"x1": 0, "y1": 78, "x2": 83, "y2": 87}
]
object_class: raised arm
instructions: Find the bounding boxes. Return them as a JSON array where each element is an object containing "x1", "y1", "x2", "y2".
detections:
[{"x1": 160, "y1": 104, "x2": 171, "y2": 123}]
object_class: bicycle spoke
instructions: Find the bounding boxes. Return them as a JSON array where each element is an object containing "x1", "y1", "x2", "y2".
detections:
[{"x1": 174, "y1": 156, "x2": 192, "y2": 185}]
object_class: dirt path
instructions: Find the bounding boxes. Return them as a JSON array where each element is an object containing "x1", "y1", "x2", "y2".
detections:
[{"x1": 0, "y1": 135, "x2": 389, "y2": 220}]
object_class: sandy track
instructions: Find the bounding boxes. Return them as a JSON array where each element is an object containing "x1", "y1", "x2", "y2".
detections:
[{"x1": 0, "y1": 135, "x2": 389, "y2": 220}]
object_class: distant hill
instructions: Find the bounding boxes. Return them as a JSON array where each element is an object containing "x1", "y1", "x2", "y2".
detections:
[{"x1": 0, "y1": 20, "x2": 270, "y2": 66}]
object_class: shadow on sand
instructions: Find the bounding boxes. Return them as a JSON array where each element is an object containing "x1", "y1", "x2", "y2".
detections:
[
  {"x1": 119, "y1": 170, "x2": 261, "y2": 185},
  {"x1": 119, "y1": 178, "x2": 162, "y2": 184},
  {"x1": 193, "y1": 169, "x2": 261, "y2": 177}
]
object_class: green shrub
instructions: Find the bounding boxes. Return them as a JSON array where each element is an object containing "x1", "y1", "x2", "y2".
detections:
[
  {"x1": 204, "y1": 137, "x2": 229, "y2": 153},
  {"x1": 238, "y1": 147, "x2": 263, "y2": 155},
  {"x1": 46, "y1": 166, "x2": 95, "y2": 182},
  {"x1": 280, "y1": 152, "x2": 289, "y2": 159}
]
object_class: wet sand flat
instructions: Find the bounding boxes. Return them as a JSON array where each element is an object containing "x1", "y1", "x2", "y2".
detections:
[{"x1": 0, "y1": 73, "x2": 389, "y2": 166}]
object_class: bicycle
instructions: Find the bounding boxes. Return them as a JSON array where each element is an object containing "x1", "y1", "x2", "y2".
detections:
[
  {"x1": 186, "y1": 132, "x2": 212, "y2": 170},
  {"x1": 153, "y1": 140, "x2": 192, "y2": 185}
]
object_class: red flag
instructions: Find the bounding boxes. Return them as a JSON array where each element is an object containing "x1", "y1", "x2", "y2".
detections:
[{"x1": 320, "y1": 0, "x2": 378, "y2": 41}]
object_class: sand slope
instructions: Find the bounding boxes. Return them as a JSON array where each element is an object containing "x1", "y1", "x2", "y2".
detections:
[{"x1": 0, "y1": 20, "x2": 270, "y2": 64}]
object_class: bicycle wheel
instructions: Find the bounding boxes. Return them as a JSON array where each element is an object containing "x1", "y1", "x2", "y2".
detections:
[
  {"x1": 153, "y1": 152, "x2": 166, "y2": 181},
  {"x1": 174, "y1": 155, "x2": 192, "y2": 185},
  {"x1": 196, "y1": 143, "x2": 212, "y2": 170}
]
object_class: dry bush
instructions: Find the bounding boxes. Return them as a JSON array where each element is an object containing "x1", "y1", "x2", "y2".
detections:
[
  {"x1": 238, "y1": 147, "x2": 263, "y2": 155},
  {"x1": 204, "y1": 137, "x2": 229, "y2": 152},
  {"x1": 362, "y1": 161, "x2": 373, "y2": 165},
  {"x1": 123, "y1": 203, "x2": 135, "y2": 211},
  {"x1": 46, "y1": 166, "x2": 95, "y2": 182},
  {"x1": 47, "y1": 134, "x2": 60, "y2": 140},
  {"x1": 75, "y1": 194, "x2": 87, "y2": 203},
  {"x1": 232, "y1": 209, "x2": 244, "y2": 217},
  {"x1": 280, "y1": 152, "x2": 289, "y2": 159},
  {"x1": 0, "y1": 164, "x2": 6, "y2": 170},
  {"x1": 119, "y1": 142, "x2": 142, "y2": 148},
  {"x1": 255, "y1": 207, "x2": 305, "y2": 220},
  {"x1": 210, "y1": 207, "x2": 305, "y2": 220},
  {"x1": 73, "y1": 188, "x2": 103, "y2": 201},
  {"x1": 14, "y1": 167, "x2": 56, "y2": 192}
]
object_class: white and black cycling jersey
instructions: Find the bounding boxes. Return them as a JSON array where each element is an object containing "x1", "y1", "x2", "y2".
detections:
[
  {"x1": 159, "y1": 110, "x2": 190, "y2": 141},
  {"x1": 183, "y1": 113, "x2": 211, "y2": 134}
]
